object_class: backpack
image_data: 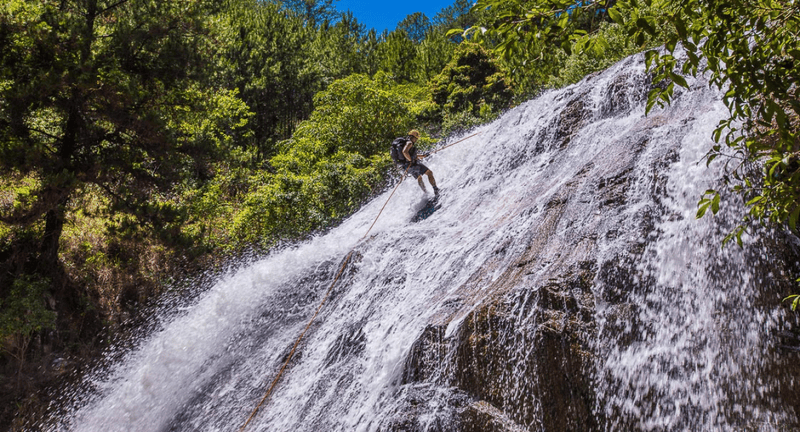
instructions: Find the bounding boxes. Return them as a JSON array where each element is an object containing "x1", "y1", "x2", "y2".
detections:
[{"x1": 390, "y1": 136, "x2": 410, "y2": 164}]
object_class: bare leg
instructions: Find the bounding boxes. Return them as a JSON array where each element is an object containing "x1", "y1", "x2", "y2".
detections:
[
  {"x1": 416, "y1": 176, "x2": 427, "y2": 192},
  {"x1": 425, "y1": 170, "x2": 437, "y2": 189},
  {"x1": 424, "y1": 170, "x2": 439, "y2": 196}
]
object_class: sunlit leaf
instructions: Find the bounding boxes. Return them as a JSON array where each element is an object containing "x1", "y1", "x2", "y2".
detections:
[
  {"x1": 696, "y1": 200, "x2": 711, "y2": 219},
  {"x1": 669, "y1": 71, "x2": 688, "y2": 88},
  {"x1": 607, "y1": 7, "x2": 624, "y2": 24},
  {"x1": 790, "y1": 205, "x2": 800, "y2": 232}
]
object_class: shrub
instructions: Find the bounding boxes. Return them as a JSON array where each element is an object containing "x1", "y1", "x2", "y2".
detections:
[
  {"x1": 0, "y1": 276, "x2": 56, "y2": 375},
  {"x1": 429, "y1": 43, "x2": 513, "y2": 118},
  {"x1": 231, "y1": 73, "x2": 420, "y2": 248}
]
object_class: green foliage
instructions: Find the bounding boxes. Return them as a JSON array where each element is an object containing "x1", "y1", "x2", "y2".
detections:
[
  {"x1": 453, "y1": 0, "x2": 617, "y2": 96},
  {"x1": 176, "y1": 146, "x2": 258, "y2": 251},
  {"x1": 278, "y1": 0, "x2": 338, "y2": 26},
  {"x1": 784, "y1": 277, "x2": 800, "y2": 311},
  {"x1": 216, "y1": 0, "x2": 314, "y2": 148},
  {"x1": 398, "y1": 12, "x2": 432, "y2": 43},
  {"x1": 442, "y1": 107, "x2": 498, "y2": 136},
  {"x1": 415, "y1": 31, "x2": 458, "y2": 83},
  {"x1": 545, "y1": 19, "x2": 653, "y2": 88},
  {"x1": 375, "y1": 30, "x2": 421, "y2": 83},
  {"x1": 0, "y1": 276, "x2": 56, "y2": 340},
  {"x1": 784, "y1": 293, "x2": 800, "y2": 311},
  {"x1": 0, "y1": 0, "x2": 250, "y2": 275},
  {"x1": 611, "y1": 0, "x2": 800, "y2": 241},
  {"x1": 0, "y1": 275, "x2": 56, "y2": 367},
  {"x1": 231, "y1": 73, "x2": 419, "y2": 249},
  {"x1": 311, "y1": 12, "x2": 370, "y2": 84},
  {"x1": 429, "y1": 43, "x2": 513, "y2": 119},
  {"x1": 696, "y1": 190, "x2": 722, "y2": 219},
  {"x1": 433, "y1": 0, "x2": 479, "y2": 32}
]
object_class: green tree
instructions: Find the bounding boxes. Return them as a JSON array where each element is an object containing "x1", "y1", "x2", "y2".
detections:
[
  {"x1": 397, "y1": 12, "x2": 431, "y2": 43},
  {"x1": 310, "y1": 11, "x2": 368, "y2": 84},
  {"x1": 433, "y1": 0, "x2": 479, "y2": 31},
  {"x1": 0, "y1": 1, "x2": 248, "y2": 285},
  {"x1": 279, "y1": 0, "x2": 338, "y2": 26},
  {"x1": 415, "y1": 31, "x2": 458, "y2": 83},
  {"x1": 376, "y1": 30, "x2": 420, "y2": 83},
  {"x1": 361, "y1": 28, "x2": 384, "y2": 76},
  {"x1": 233, "y1": 73, "x2": 419, "y2": 248},
  {"x1": 218, "y1": 0, "x2": 316, "y2": 150},
  {"x1": 429, "y1": 43, "x2": 513, "y2": 119}
]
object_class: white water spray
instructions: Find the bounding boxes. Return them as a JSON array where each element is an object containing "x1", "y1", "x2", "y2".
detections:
[{"x1": 47, "y1": 52, "x2": 799, "y2": 432}]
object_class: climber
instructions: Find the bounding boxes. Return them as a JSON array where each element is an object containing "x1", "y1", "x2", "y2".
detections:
[{"x1": 390, "y1": 129, "x2": 439, "y2": 196}]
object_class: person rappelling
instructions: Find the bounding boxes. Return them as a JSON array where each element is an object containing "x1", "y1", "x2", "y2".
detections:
[
  {"x1": 390, "y1": 129, "x2": 439, "y2": 196},
  {"x1": 241, "y1": 131, "x2": 481, "y2": 429}
]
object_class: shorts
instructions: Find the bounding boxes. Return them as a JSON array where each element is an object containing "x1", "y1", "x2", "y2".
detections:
[{"x1": 399, "y1": 162, "x2": 429, "y2": 179}]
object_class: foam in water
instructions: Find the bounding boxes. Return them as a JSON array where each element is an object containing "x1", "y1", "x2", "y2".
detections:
[{"x1": 47, "y1": 52, "x2": 798, "y2": 431}]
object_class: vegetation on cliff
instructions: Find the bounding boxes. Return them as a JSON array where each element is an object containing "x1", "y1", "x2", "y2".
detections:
[
  {"x1": 0, "y1": 0, "x2": 503, "y2": 426},
  {"x1": 0, "y1": 0, "x2": 797, "y2": 427},
  {"x1": 459, "y1": 0, "x2": 800, "y2": 245}
]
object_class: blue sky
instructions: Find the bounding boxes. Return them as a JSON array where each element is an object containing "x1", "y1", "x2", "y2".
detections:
[{"x1": 335, "y1": 0, "x2": 458, "y2": 34}]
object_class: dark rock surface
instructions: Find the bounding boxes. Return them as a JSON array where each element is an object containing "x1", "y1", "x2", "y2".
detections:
[{"x1": 374, "y1": 54, "x2": 800, "y2": 431}]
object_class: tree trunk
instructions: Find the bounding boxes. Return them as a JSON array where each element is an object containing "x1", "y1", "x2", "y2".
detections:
[{"x1": 39, "y1": 195, "x2": 68, "y2": 276}]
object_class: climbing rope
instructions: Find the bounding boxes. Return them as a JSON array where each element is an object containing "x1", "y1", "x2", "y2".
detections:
[
  {"x1": 239, "y1": 166, "x2": 410, "y2": 432},
  {"x1": 238, "y1": 251, "x2": 355, "y2": 432},
  {"x1": 239, "y1": 132, "x2": 481, "y2": 431},
  {"x1": 426, "y1": 131, "x2": 481, "y2": 156}
]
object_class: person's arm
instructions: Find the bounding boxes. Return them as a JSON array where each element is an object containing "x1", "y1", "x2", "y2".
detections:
[{"x1": 403, "y1": 141, "x2": 414, "y2": 162}]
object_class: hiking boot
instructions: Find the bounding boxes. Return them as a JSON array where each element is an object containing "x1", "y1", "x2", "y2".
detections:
[{"x1": 433, "y1": 186, "x2": 440, "y2": 196}]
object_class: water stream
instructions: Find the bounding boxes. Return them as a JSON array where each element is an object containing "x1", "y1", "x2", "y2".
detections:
[{"x1": 46, "y1": 52, "x2": 800, "y2": 432}]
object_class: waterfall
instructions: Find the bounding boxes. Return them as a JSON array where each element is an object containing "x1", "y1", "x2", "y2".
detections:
[{"x1": 46, "y1": 52, "x2": 800, "y2": 432}]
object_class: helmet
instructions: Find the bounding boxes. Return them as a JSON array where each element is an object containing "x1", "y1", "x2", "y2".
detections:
[{"x1": 408, "y1": 129, "x2": 420, "y2": 139}]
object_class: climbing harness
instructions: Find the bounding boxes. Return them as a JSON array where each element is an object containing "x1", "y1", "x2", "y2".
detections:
[{"x1": 239, "y1": 131, "x2": 481, "y2": 431}]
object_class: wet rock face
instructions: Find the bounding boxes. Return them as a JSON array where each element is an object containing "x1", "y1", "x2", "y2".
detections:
[
  {"x1": 401, "y1": 325, "x2": 447, "y2": 385},
  {"x1": 51, "y1": 52, "x2": 800, "y2": 432},
  {"x1": 599, "y1": 72, "x2": 650, "y2": 118},
  {"x1": 377, "y1": 386, "x2": 472, "y2": 432},
  {"x1": 451, "y1": 288, "x2": 597, "y2": 431},
  {"x1": 458, "y1": 401, "x2": 530, "y2": 432},
  {"x1": 379, "y1": 54, "x2": 800, "y2": 431},
  {"x1": 555, "y1": 93, "x2": 592, "y2": 148},
  {"x1": 389, "y1": 262, "x2": 600, "y2": 432}
]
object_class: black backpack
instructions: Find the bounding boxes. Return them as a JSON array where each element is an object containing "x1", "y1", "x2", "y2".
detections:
[{"x1": 390, "y1": 136, "x2": 409, "y2": 164}]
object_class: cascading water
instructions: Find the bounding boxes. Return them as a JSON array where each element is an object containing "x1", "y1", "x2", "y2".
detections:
[{"x1": 44, "y1": 52, "x2": 800, "y2": 432}]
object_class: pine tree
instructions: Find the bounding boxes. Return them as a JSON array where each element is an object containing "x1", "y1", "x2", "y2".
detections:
[{"x1": 0, "y1": 0, "x2": 246, "y2": 286}]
